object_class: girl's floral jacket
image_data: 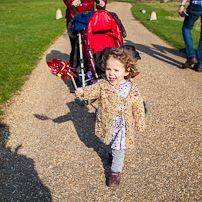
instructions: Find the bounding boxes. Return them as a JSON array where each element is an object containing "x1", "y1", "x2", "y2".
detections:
[{"x1": 80, "y1": 78, "x2": 145, "y2": 149}]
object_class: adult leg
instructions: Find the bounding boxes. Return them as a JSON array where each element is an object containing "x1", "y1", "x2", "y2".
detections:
[
  {"x1": 66, "y1": 20, "x2": 76, "y2": 68},
  {"x1": 182, "y1": 4, "x2": 199, "y2": 68},
  {"x1": 196, "y1": 17, "x2": 202, "y2": 67},
  {"x1": 183, "y1": 4, "x2": 199, "y2": 58},
  {"x1": 194, "y1": 19, "x2": 202, "y2": 71},
  {"x1": 69, "y1": 36, "x2": 76, "y2": 68},
  {"x1": 184, "y1": 4, "x2": 202, "y2": 71},
  {"x1": 66, "y1": 20, "x2": 82, "y2": 91}
]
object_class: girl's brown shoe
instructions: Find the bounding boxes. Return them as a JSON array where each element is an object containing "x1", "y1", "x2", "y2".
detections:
[{"x1": 108, "y1": 171, "x2": 121, "y2": 187}]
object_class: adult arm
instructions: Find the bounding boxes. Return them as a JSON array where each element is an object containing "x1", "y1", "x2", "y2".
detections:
[
  {"x1": 63, "y1": 0, "x2": 74, "y2": 7},
  {"x1": 63, "y1": 0, "x2": 94, "y2": 20},
  {"x1": 178, "y1": 0, "x2": 188, "y2": 17},
  {"x1": 96, "y1": 0, "x2": 107, "y2": 9},
  {"x1": 64, "y1": 0, "x2": 83, "y2": 7}
]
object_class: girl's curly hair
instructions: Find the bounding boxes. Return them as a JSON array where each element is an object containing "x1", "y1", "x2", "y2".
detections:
[{"x1": 102, "y1": 46, "x2": 138, "y2": 79}]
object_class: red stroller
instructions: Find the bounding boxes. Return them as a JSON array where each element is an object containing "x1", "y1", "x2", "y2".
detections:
[{"x1": 71, "y1": 9, "x2": 126, "y2": 87}]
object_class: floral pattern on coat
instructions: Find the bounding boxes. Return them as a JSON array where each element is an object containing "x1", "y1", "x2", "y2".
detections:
[{"x1": 80, "y1": 78, "x2": 145, "y2": 149}]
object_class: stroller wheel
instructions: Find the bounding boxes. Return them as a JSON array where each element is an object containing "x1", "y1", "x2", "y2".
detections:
[
  {"x1": 143, "y1": 101, "x2": 149, "y2": 115},
  {"x1": 76, "y1": 99, "x2": 92, "y2": 106},
  {"x1": 84, "y1": 100, "x2": 91, "y2": 105},
  {"x1": 77, "y1": 98, "x2": 85, "y2": 106}
]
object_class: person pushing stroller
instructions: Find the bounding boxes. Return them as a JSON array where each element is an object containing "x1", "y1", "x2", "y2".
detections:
[
  {"x1": 63, "y1": 0, "x2": 107, "y2": 72},
  {"x1": 75, "y1": 47, "x2": 145, "y2": 187}
]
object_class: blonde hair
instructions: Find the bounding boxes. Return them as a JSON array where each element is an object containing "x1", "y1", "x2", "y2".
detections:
[{"x1": 102, "y1": 46, "x2": 138, "y2": 79}]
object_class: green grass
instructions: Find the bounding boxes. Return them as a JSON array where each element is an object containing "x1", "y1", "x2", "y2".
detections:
[
  {"x1": 130, "y1": 2, "x2": 200, "y2": 52},
  {"x1": 0, "y1": 0, "x2": 66, "y2": 115}
]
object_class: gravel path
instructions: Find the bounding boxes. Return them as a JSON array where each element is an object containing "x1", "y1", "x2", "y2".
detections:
[{"x1": 1, "y1": 2, "x2": 201, "y2": 201}]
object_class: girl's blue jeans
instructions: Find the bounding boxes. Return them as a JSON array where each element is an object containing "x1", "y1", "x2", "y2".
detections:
[
  {"x1": 182, "y1": 4, "x2": 202, "y2": 67},
  {"x1": 106, "y1": 145, "x2": 125, "y2": 173}
]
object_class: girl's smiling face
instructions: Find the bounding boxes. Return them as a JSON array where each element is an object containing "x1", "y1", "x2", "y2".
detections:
[{"x1": 105, "y1": 56, "x2": 129, "y2": 85}]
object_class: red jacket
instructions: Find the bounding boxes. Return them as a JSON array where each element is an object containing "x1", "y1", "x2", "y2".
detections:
[{"x1": 63, "y1": 0, "x2": 107, "y2": 21}]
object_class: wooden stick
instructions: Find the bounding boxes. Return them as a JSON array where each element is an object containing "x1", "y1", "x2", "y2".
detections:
[{"x1": 71, "y1": 76, "x2": 78, "y2": 91}]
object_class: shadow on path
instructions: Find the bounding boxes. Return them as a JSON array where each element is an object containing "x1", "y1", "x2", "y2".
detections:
[
  {"x1": 125, "y1": 40, "x2": 186, "y2": 69},
  {"x1": 53, "y1": 100, "x2": 111, "y2": 185},
  {"x1": 46, "y1": 50, "x2": 69, "y2": 62},
  {"x1": 0, "y1": 123, "x2": 52, "y2": 201}
]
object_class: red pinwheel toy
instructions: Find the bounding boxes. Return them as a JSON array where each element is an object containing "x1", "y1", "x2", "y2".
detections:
[{"x1": 47, "y1": 58, "x2": 78, "y2": 90}]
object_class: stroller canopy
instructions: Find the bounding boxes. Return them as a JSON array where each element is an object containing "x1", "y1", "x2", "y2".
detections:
[{"x1": 86, "y1": 10, "x2": 123, "y2": 55}]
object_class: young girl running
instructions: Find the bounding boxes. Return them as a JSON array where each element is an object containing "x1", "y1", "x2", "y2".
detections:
[{"x1": 75, "y1": 46, "x2": 145, "y2": 187}]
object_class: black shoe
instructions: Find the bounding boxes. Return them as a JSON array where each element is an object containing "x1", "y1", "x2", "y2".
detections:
[{"x1": 193, "y1": 65, "x2": 202, "y2": 72}]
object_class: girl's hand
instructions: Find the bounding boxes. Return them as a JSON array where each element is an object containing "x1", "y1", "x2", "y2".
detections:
[
  {"x1": 72, "y1": 0, "x2": 82, "y2": 7},
  {"x1": 75, "y1": 87, "x2": 84, "y2": 97}
]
